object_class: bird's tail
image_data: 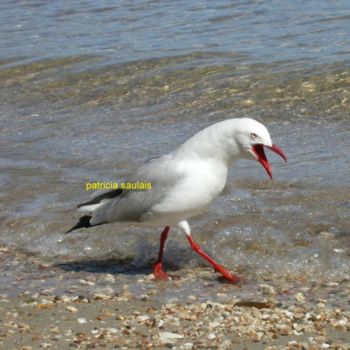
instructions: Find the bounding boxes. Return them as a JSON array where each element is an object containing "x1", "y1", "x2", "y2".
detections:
[
  {"x1": 65, "y1": 215, "x2": 93, "y2": 234},
  {"x1": 66, "y1": 188, "x2": 122, "y2": 234}
]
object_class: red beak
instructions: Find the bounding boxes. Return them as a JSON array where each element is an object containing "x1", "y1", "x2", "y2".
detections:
[{"x1": 252, "y1": 144, "x2": 287, "y2": 179}]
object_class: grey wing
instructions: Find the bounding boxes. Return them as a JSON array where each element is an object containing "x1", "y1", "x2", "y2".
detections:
[
  {"x1": 77, "y1": 189, "x2": 123, "y2": 208},
  {"x1": 90, "y1": 154, "x2": 184, "y2": 225}
]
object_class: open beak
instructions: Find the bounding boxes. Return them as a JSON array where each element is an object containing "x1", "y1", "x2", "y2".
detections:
[{"x1": 252, "y1": 144, "x2": 287, "y2": 179}]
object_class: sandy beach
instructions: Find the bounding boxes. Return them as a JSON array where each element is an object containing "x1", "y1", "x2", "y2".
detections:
[{"x1": 1, "y1": 245, "x2": 349, "y2": 350}]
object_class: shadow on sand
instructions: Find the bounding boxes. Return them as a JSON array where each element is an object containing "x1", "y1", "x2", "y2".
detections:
[{"x1": 54, "y1": 257, "x2": 182, "y2": 276}]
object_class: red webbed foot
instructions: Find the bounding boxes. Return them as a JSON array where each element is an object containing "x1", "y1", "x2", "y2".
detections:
[
  {"x1": 215, "y1": 264, "x2": 240, "y2": 284},
  {"x1": 153, "y1": 262, "x2": 169, "y2": 280}
]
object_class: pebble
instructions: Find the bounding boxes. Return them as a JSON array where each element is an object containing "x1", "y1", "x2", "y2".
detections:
[
  {"x1": 159, "y1": 331, "x2": 184, "y2": 344},
  {"x1": 93, "y1": 293, "x2": 111, "y2": 301},
  {"x1": 323, "y1": 281, "x2": 339, "y2": 287},
  {"x1": 102, "y1": 274, "x2": 116, "y2": 283},
  {"x1": 147, "y1": 273, "x2": 156, "y2": 281},
  {"x1": 108, "y1": 327, "x2": 118, "y2": 334},
  {"x1": 65, "y1": 306, "x2": 78, "y2": 313},
  {"x1": 341, "y1": 97, "x2": 348, "y2": 106},
  {"x1": 319, "y1": 231, "x2": 335, "y2": 240},
  {"x1": 220, "y1": 339, "x2": 232, "y2": 348},
  {"x1": 242, "y1": 98, "x2": 255, "y2": 106},
  {"x1": 209, "y1": 321, "x2": 220, "y2": 328},
  {"x1": 37, "y1": 303, "x2": 54, "y2": 310},
  {"x1": 49, "y1": 327, "x2": 59, "y2": 334},
  {"x1": 295, "y1": 292, "x2": 306, "y2": 304},
  {"x1": 259, "y1": 284, "x2": 277, "y2": 295},
  {"x1": 64, "y1": 329, "x2": 73, "y2": 336},
  {"x1": 139, "y1": 294, "x2": 149, "y2": 301},
  {"x1": 79, "y1": 279, "x2": 95, "y2": 286},
  {"x1": 136, "y1": 315, "x2": 150, "y2": 322},
  {"x1": 301, "y1": 81, "x2": 316, "y2": 92}
]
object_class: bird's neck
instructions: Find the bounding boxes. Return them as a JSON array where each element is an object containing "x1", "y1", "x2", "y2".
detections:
[{"x1": 175, "y1": 122, "x2": 241, "y2": 165}]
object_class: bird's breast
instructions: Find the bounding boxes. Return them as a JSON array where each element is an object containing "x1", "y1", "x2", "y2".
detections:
[{"x1": 150, "y1": 159, "x2": 228, "y2": 219}]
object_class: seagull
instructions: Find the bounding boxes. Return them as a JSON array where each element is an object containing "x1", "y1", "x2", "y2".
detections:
[{"x1": 66, "y1": 118, "x2": 287, "y2": 283}]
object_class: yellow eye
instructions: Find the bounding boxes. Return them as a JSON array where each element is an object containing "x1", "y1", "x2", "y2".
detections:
[{"x1": 251, "y1": 133, "x2": 258, "y2": 139}]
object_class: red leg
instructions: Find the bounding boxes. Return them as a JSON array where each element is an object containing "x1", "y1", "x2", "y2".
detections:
[
  {"x1": 153, "y1": 226, "x2": 170, "y2": 280},
  {"x1": 186, "y1": 234, "x2": 240, "y2": 284}
]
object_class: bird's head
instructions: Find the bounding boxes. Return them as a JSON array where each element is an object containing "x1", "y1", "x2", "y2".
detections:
[{"x1": 234, "y1": 118, "x2": 287, "y2": 179}]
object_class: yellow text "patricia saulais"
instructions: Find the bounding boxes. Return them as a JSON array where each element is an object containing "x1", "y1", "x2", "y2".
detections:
[{"x1": 85, "y1": 181, "x2": 152, "y2": 191}]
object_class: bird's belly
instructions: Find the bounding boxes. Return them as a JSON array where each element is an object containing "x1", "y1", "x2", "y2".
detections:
[
  {"x1": 140, "y1": 206, "x2": 208, "y2": 227},
  {"x1": 142, "y1": 168, "x2": 227, "y2": 225}
]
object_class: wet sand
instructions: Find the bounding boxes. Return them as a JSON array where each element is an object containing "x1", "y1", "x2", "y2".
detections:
[{"x1": 1, "y1": 245, "x2": 349, "y2": 349}]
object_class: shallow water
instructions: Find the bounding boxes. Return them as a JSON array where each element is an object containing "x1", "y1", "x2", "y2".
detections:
[{"x1": 0, "y1": 1, "x2": 349, "y2": 299}]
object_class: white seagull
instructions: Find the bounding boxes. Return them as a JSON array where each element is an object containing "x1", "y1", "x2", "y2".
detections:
[{"x1": 66, "y1": 118, "x2": 287, "y2": 283}]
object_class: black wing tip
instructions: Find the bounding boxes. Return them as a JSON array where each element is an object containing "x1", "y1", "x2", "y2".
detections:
[
  {"x1": 65, "y1": 215, "x2": 92, "y2": 234},
  {"x1": 77, "y1": 189, "x2": 123, "y2": 208}
]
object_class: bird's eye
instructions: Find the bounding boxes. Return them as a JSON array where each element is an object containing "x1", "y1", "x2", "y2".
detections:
[{"x1": 250, "y1": 133, "x2": 258, "y2": 139}]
